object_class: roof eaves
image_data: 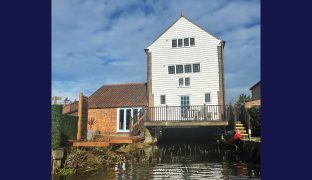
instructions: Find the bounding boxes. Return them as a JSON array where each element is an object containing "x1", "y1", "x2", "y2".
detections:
[
  {"x1": 146, "y1": 16, "x2": 182, "y2": 49},
  {"x1": 182, "y1": 15, "x2": 223, "y2": 41},
  {"x1": 249, "y1": 81, "x2": 261, "y2": 90}
]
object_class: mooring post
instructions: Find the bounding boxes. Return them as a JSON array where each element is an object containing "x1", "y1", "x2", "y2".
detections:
[{"x1": 77, "y1": 93, "x2": 83, "y2": 140}]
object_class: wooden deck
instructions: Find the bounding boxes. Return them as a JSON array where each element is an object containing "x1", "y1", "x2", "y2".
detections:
[
  {"x1": 144, "y1": 120, "x2": 228, "y2": 127},
  {"x1": 72, "y1": 134, "x2": 144, "y2": 147}
]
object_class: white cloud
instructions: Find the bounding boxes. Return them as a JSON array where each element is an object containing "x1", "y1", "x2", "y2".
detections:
[{"x1": 52, "y1": 0, "x2": 260, "y2": 103}]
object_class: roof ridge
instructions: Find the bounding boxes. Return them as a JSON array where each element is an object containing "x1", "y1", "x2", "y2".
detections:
[
  {"x1": 101, "y1": 82, "x2": 147, "y2": 87},
  {"x1": 146, "y1": 15, "x2": 222, "y2": 48}
]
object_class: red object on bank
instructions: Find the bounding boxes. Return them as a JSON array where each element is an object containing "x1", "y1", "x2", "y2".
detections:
[{"x1": 225, "y1": 131, "x2": 241, "y2": 144}]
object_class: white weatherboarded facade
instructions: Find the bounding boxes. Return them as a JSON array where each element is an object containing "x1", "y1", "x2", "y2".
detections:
[{"x1": 146, "y1": 16, "x2": 225, "y2": 110}]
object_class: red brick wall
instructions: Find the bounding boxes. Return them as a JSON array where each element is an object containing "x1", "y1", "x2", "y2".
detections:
[{"x1": 88, "y1": 108, "x2": 117, "y2": 134}]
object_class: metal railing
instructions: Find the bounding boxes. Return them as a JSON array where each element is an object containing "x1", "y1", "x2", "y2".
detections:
[{"x1": 145, "y1": 105, "x2": 226, "y2": 121}]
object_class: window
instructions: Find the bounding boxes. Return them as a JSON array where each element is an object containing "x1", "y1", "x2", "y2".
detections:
[
  {"x1": 176, "y1": 65, "x2": 184, "y2": 74},
  {"x1": 160, "y1": 95, "x2": 166, "y2": 104},
  {"x1": 190, "y1": 38, "x2": 195, "y2": 46},
  {"x1": 185, "y1": 77, "x2": 190, "y2": 86},
  {"x1": 172, "y1": 39, "x2": 177, "y2": 48},
  {"x1": 179, "y1": 78, "x2": 184, "y2": 87},
  {"x1": 178, "y1": 39, "x2": 183, "y2": 47},
  {"x1": 205, "y1": 93, "x2": 211, "y2": 103},
  {"x1": 184, "y1": 64, "x2": 192, "y2": 73},
  {"x1": 193, "y1": 63, "x2": 200, "y2": 72},
  {"x1": 184, "y1": 38, "x2": 189, "y2": 46},
  {"x1": 168, "y1": 66, "x2": 175, "y2": 74}
]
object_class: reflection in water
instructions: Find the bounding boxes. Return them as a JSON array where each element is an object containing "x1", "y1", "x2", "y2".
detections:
[{"x1": 58, "y1": 143, "x2": 260, "y2": 180}]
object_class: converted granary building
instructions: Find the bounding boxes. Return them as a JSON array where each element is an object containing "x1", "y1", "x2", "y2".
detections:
[{"x1": 72, "y1": 15, "x2": 225, "y2": 135}]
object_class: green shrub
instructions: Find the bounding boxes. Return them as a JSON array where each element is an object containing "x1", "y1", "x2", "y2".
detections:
[
  {"x1": 52, "y1": 105, "x2": 62, "y2": 149},
  {"x1": 59, "y1": 168, "x2": 76, "y2": 176},
  {"x1": 61, "y1": 115, "x2": 78, "y2": 146},
  {"x1": 248, "y1": 106, "x2": 260, "y2": 136}
]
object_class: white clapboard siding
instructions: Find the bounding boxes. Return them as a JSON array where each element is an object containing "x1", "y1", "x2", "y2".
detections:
[{"x1": 147, "y1": 16, "x2": 222, "y2": 107}]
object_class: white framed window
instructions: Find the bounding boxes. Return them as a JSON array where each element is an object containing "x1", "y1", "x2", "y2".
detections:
[
  {"x1": 178, "y1": 39, "x2": 183, "y2": 47},
  {"x1": 185, "y1": 77, "x2": 190, "y2": 86},
  {"x1": 160, "y1": 95, "x2": 166, "y2": 104},
  {"x1": 193, "y1": 63, "x2": 200, "y2": 72},
  {"x1": 176, "y1": 65, "x2": 184, "y2": 74},
  {"x1": 179, "y1": 77, "x2": 190, "y2": 87},
  {"x1": 168, "y1": 66, "x2": 175, "y2": 74},
  {"x1": 184, "y1": 64, "x2": 192, "y2": 73},
  {"x1": 205, "y1": 93, "x2": 211, "y2": 103},
  {"x1": 184, "y1": 38, "x2": 189, "y2": 46},
  {"x1": 179, "y1": 78, "x2": 184, "y2": 87},
  {"x1": 190, "y1": 37, "x2": 195, "y2": 46},
  {"x1": 172, "y1": 39, "x2": 177, "y2": 48}
]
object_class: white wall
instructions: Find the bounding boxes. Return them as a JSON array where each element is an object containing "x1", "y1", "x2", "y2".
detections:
[{"x1": 148, "y1": 17, "x2": 222, "y2": 107}]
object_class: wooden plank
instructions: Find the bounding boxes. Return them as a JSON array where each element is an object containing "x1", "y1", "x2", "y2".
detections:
[
  {"x1": 144, "y1": 120, "x2": 228, "y2": 127},
  {"x1": 109, "y1": 139, "x2": 133, "y2": 144},
  {"x1": 245, "y1": 100, "x2": 261, "y2": 108},
  {"x1": 72, "y1": 141, "x2": 110, "y2": 147}
]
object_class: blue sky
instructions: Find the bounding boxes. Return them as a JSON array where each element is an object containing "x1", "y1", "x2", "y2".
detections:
[{"x1": 52, "y1": 0, "x2": 260, "y2": 103}]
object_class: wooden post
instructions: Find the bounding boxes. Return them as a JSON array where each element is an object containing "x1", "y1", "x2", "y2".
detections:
[{"x1": 77, "y1": 93, "x2": 83, "y2": 140}]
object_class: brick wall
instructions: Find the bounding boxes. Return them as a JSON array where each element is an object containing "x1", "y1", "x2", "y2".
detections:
[{"x1": 88, "y1": 108, "x2": 117, "y2": 134}]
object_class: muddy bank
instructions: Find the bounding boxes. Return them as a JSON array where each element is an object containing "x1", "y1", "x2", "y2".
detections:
[{"x1": 53, "y1": 143, "x2": 147, "y2": 176}]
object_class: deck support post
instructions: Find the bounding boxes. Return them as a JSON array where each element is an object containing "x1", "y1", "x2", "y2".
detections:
[{"x1": 144, "y1": 128, "x2": 157, "y2": 144}]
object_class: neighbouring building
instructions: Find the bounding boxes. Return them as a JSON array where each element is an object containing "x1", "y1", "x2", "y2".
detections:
[
  {"x1": 250, "y1": 81, "x2": 260, "y2": 100},
  {"x1": 245, "y1": 81, "x2": 261, "y2": 108}
]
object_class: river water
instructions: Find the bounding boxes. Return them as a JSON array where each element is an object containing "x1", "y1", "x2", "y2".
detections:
[{"x1": 56, "y1": 142, "x2": 260, "y2": 179}]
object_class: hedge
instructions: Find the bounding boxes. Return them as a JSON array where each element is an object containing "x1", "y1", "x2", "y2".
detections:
[
  {"x1": 52, "y1": 105, "x2": 62, "y2": 149},
  {"x1": 248, "y1": 106, "x2": 261, "y2": 136},
  {"x1": 61, "y1": 115, "x2": 78, "y2": 146}
]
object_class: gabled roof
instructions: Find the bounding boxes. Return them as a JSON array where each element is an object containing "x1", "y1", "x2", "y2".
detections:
[
  {"x1": 250, "y1": 81, "x2": 261, "y2": 90},
  {"x1": 147, "y1": 15, "x2": 223, "y2": 48},
  {"x1": 88, "y1": 83, "x2": 147, "y2": 108}
]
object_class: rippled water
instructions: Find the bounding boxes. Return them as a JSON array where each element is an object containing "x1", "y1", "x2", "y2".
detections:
[{"x1": 56, "y1": 142, "x2": 260, "y2": 179}]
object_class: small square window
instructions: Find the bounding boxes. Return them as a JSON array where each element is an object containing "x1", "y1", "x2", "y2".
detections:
[
  {"x1": 184, "y1": 38, "x2": 189, "y2": 46},
  {"x1": 179, "y1": 78, "x2": 184, "y2": 87},
  {"x1": 193, "y1": 63, "x2": 200, "y2": 72},
  {"x1": 168, "y1": 66, "x2": 175, "y2": 74},
  {"x1": 190, "y1": 38, "x2": 195, "y2": 46},
  {"x1": 184, "y1": 64, "x2": 192, "y2": 73},
  {"x1": 160, "y1": 95, "x2": 166, "y2": 104},
  {"x1": 178, "y1": 39, "x2": 183, "y2": 47},
  {"x1": 205, "y1": 93, "x2": 211, "y2": 103},
  {"x1": 176, "y1": 65, "x2": 184, "y2": 74},
  {"x1": 172, "y1": 39, "x2": 177, "y2": 48},
  {"x1": 185, "y1": 77, "x2": 190, "y2": 86}
]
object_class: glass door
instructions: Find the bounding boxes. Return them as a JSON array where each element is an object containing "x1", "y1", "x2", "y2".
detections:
[
  {"x1": 118, "y1": 108, "x2": 141, "y2": 132},
  {"x1": 181, "y1": 96, "x2": 190, "y2": 119}
]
